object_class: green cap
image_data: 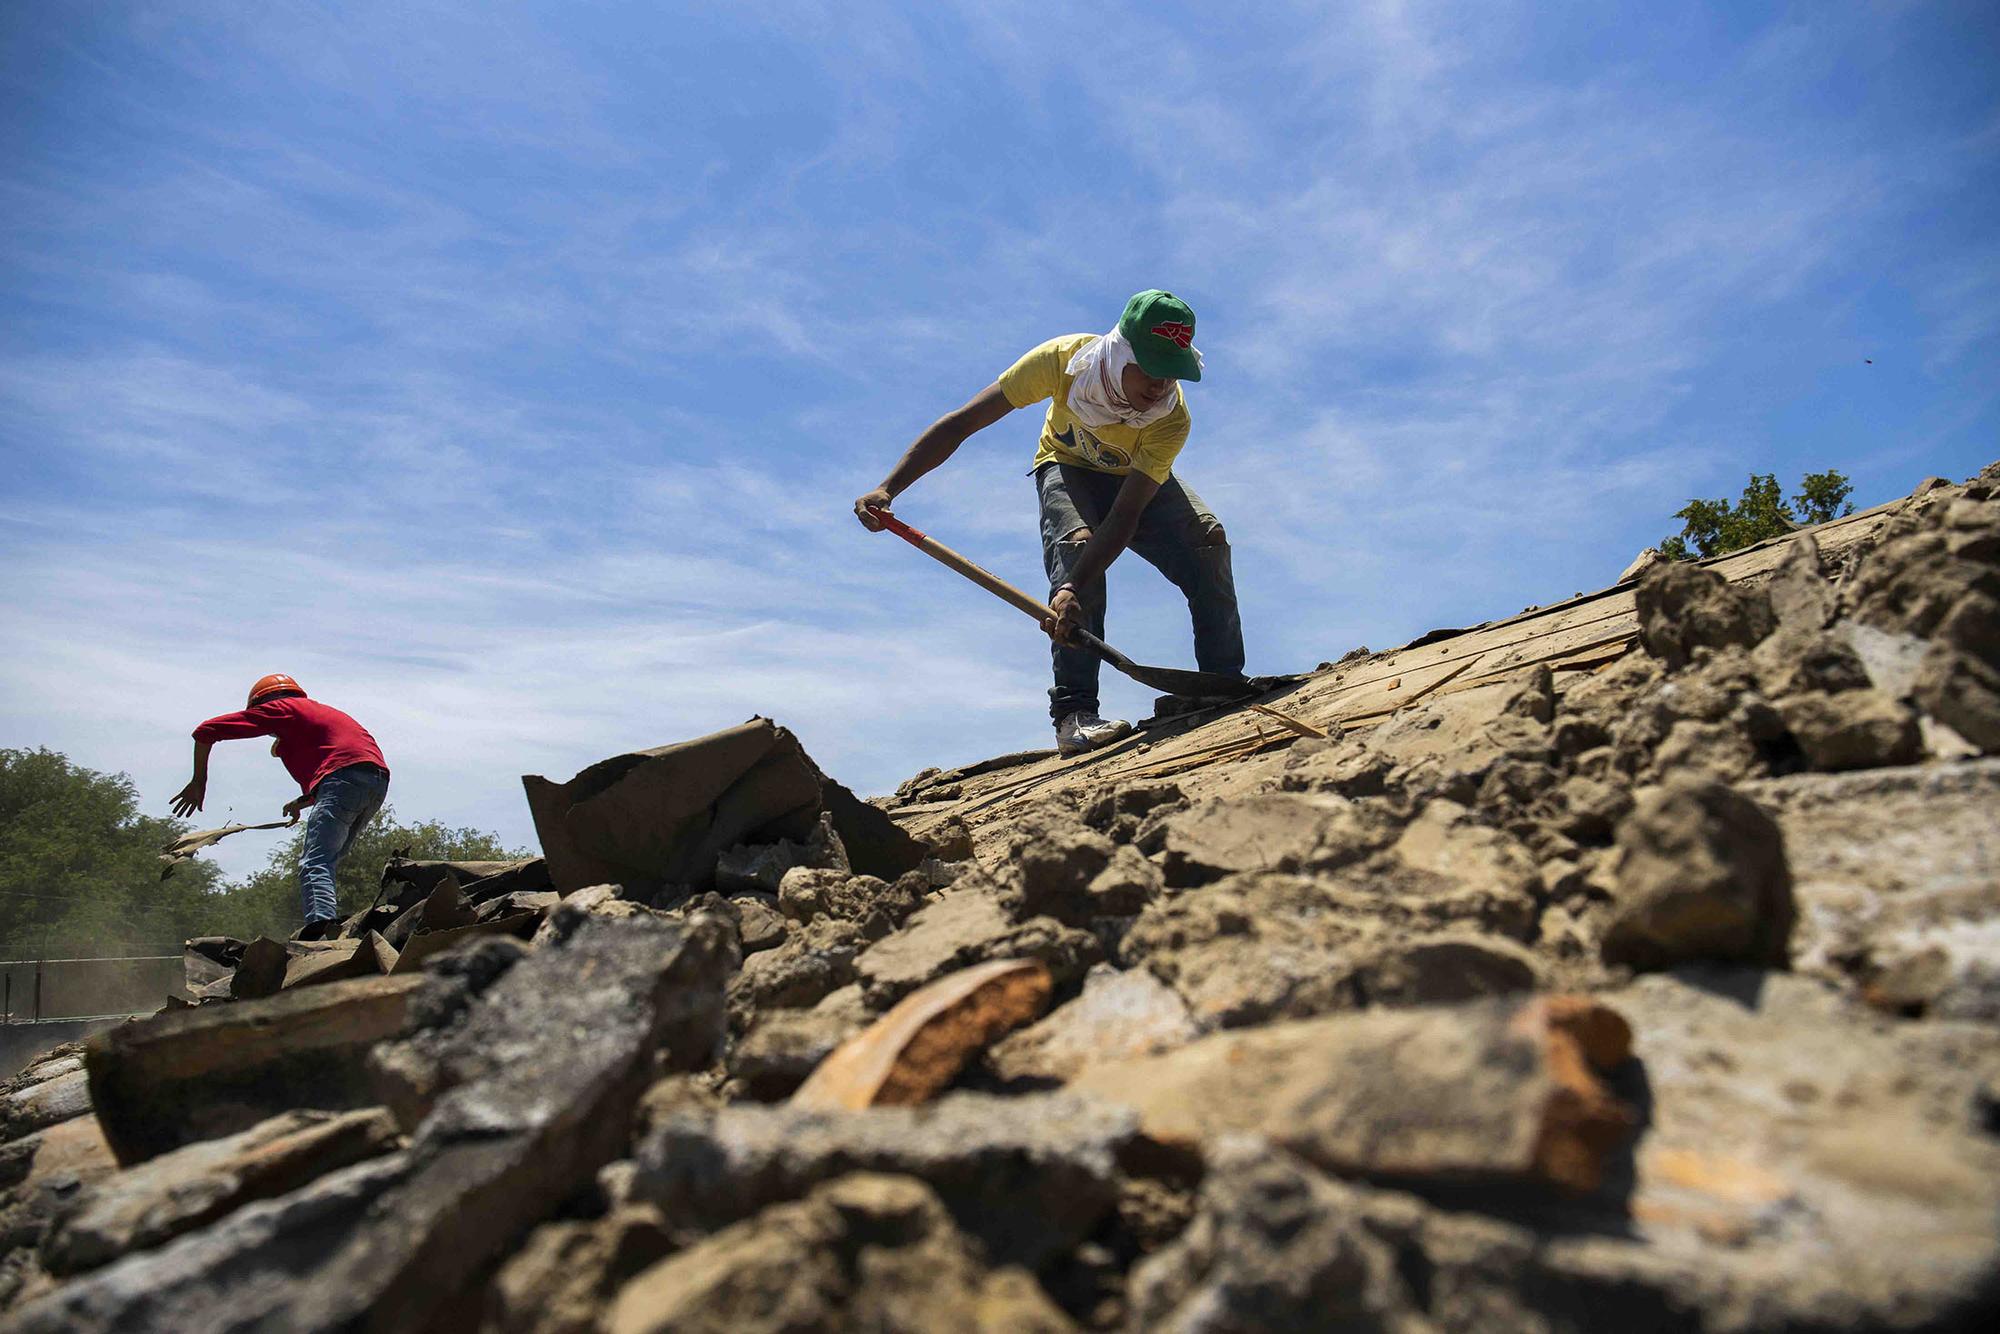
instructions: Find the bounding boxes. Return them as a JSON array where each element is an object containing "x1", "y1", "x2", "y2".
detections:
[{"x1": 1117, "y1": 289, "x2": 1202, "y2": 382}]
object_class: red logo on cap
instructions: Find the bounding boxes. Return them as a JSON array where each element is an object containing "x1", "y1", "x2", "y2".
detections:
[{"x1": 1150, "y1": 321, "x2": 1194, "y2": 349}]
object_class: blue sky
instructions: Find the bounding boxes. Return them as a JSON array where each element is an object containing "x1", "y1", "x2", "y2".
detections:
[{"x1": 2, "y1": 1, "x2": 1995, "y2": 881}]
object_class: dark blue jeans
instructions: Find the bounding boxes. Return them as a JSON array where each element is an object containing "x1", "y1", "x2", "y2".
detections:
[
  {"x1": 1036, "y1": 462, "x2": 1245, "y2": 721},
  {"x1": 298, "y1": 763, "x2": 389, "y2": 926}
]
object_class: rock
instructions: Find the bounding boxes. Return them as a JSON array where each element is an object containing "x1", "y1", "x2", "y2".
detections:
[
  {"x1": 41, "y1": 1108, "x2": 400, "y2": 1275},
  {"x1": 1156, "y1": 793, "x2": 1389, "y2": 887},
  {"x1": 853, "y1": 886, "x2": 1099, "y2": 1010},
  {"x1": 1742, "y1": 758, "x2": 2000, "y2": 1018},
  {"x1": 369, "y1": 914, "x2": 732, "y2": 1131},
  {"x1": 726, "y1": 993, "x2": 868, "y2": 1102},
  {"x1": 1635, "y1": 562, "x2": 1775, "y2": 670},
  {"x1": 985, "y1": 964, "x2": 1198, "y2": 1084},
  {"x1": 730, "y1": 916, "x2": 864, "y2": 1014},
  {"x1": 229, "y1": 936, "x2": 289, "y2": 999},
  {"x1": 1601, "y1": 780, "x2": 1794, "y2": 972},
  {"x1": 1126, "y1": 1138, "x2": 1410, "y2": 1333},
  {"x1": 924, "y1": 814, "x2": 975, "y2": 862},
  {"x1": 1084, "y1": 844, "x2": 1163, "y2": 917},
  {"x1": 1074, "y1": 995, "x2": 1633, "y2": 1194},
  {"x1": 1389, "y1": 799, "x2": 1542, "y2": 938},
  {"x1": 13, "y1": 916, "x2": 736, "y2": 1333},
  {"x1": 631, "y1": 1093, "x2": 1138, "y2": 1267},
  {"x1": 793, "y1": 959, "x2": 1051, "y2": 1110},
  {"x1": 730, "y1": 896, "x2": 788, "y2": 954},
  {"x1": 1751, "y1": 626, "x2": 1870, "y2": 699},
  {"x1": 0, "y1": 1115, "x2": 119, "y2": 1296},
  {"x1": 716, "y1": 812, "x2": 849, "y2": 895},
  {"x1": 1778, "y1": 689, "x2": 1921, "y2": 771},
  {"x1": 1763, "y1": 532, "x2": 1836, "y2": 631},
  {"x1": 605, "y1": 1174, "x2": 1074, "y2": 1334},
  {"x1": 1350, "y1": 934, "x2": 1543, "y2": 1006},
  {"x1": 83, "y1": 974, "x2": 427, "y2": 1165},
  {"x1": 776, "y1": 867, "x2": 923, "y2": 936},
  {"x1": 1010, "y1": 809, "x2": 1117, "y2": 921},
  {"x1": 487, "y1": 1204, "x2": 675, "y2": 1334},
  {"x1": 3, "y1": 1069, "x2": 91, "y2": 1143},
  {"x1": 1118, "y1": 874, "x2": 1368, "y2": 1028}
]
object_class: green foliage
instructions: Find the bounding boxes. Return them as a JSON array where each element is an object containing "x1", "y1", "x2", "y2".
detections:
[
  {"x1": 218, "y1": 807, "x2": 528, "y2": 941},
  {"x1": 0, "y1": 749, "x2": 527, "y2": 958},
  {"x1": 0, "y1": 748, "x2": 225, "y2": 960},
  {"x1": 1657, "y1": 469, "x2": 1856, "y2": 561}
]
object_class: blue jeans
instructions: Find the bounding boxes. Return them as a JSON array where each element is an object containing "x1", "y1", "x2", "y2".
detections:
[
  {"x1": 298, "y1": 764, "x2": 389, "y2": 926},
  {"x1": 1036, "y1": 462, "x2": 1245, "y2": 722}
]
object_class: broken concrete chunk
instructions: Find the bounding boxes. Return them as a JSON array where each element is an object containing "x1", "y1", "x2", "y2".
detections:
[
  {"x1": 1763, "y1": 532, "x2": 1835, "y2": 632},
  {"x1": 776, "y1": 866, "x2": 922, "y2": 936},
  {"x1": 487, "y1": 1203, "x2": 674, "y2": 1334},
  {"x1": 1636, "y1": 561, "x2": 1776, "y2": 670},
  {"x1": 726, "y1": 1003, "x2": 867, "y2": 1102},
  {"x1": 3, "y1": 1069, "x2": 92, "y2": 1143},
  {"x1": 632, "y1": 1093, "x2": 1138, "y2": 1267},
  {"x1": 1072, "y1": 995, "x2": 1635, "y2": 1193},
  {"x1": 716, "y1": 811, "x2": 849, "y2": 895},
  {"x1": 1350, "y1": 934, "x2": 1543, "y2": 1007},
  {"x1": 1126, "y1": 1138, "x2": 1409, "y2": 1333},
  {"x1": 852, "y1": 885, "x2": 1099, "y2": 1010},
  {"x1": 985, "y1": 963, "x2": 1198, "y2": 1085},
  {"x1": 1602, "y1": 780, "x2": 1794, "y2": 972},
  {"x1": 1158, "y1": 792, "x2": 1388, "y2": 887},
  {"x1": 605, "y1": 1174, "x2": 1075, "y2": 1334},
  {"x1": 523, "y1": 717, "x2": 923, "y2": 896},
  {"x1": 793, "y1": 959, "x2": 1051, "y2": 1110},
  {"x1": 41, "y1": 1107, "x2": 400, "y2": 1275},
  {"x1": 1779, "y1": 688, "x2": 1922, "y2": 771},
  {"x1": 84, "y1": 974, "x2": 426, "y2": 1165}
]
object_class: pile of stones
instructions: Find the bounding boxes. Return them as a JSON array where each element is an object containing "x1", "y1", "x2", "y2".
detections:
[{"x1": 2, "y1": 463, "x2": 1998, "y2": 1332}]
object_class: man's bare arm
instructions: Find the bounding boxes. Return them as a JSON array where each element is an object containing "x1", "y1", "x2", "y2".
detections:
[{"x1": 854, "y1": 383, "x2": 1016, "y2": 529}]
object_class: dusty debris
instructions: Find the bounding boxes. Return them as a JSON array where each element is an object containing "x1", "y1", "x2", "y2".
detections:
[{"x1": 6, "y1": 460, "x2": 2000, "y2": 1331}]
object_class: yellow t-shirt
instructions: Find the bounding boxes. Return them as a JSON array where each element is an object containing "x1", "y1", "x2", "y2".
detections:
[{"x1": 997, "y1": 334, "x2": 1191, "y2": 484}]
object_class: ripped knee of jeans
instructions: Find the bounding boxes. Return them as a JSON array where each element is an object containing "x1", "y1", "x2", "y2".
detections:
[{"x1": 1196, "y1": 520, "x2": 1228, "y2": 547}]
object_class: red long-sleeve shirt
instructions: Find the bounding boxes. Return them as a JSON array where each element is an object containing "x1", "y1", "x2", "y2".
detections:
[{"x1": 193, "y1": 697, "x2": 388, "y2": 795}]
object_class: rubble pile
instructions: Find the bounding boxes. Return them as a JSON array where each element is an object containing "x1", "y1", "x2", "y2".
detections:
[{"x1": 4, "y1": 466, "x2": 2000, "y2": 1331}]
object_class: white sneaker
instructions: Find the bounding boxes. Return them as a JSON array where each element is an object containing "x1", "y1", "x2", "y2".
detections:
[{"x1": 1056, "y1": 711, "x2": 1134, "y2": 756}]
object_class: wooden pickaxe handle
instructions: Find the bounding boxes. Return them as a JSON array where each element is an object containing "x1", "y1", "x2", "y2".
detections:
[{"x1": 868, "y1": 508, "x2": 1056, "y2": 623}]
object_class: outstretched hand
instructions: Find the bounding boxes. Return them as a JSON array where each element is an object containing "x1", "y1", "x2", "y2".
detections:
[
  {"x1": 853, "y1": 488, "x2": 894, "y2": 531},
  {"x1": 283, "y1": 795, "x2": 310, "y2": 825},
  {"x1": 170, "y1": 779, "x2": 205, "y2": 820}
]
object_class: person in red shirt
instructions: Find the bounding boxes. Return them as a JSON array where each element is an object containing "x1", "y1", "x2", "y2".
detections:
[{"x1": 171, "y1": 674, "x2": 390, "y2": 937}]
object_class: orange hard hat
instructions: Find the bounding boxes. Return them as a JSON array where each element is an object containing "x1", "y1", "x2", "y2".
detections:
[{"x1": 247, "y1": 673, "x2": 306, "y2": 707}]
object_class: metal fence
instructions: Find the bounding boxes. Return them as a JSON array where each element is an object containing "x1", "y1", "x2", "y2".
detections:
[{"x1": 0, "y1": 955, "x2": 186, "y2": 1022}]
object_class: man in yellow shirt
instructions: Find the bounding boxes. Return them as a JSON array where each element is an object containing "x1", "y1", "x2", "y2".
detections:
[{"x1": 854, "y1": 290, "x2": 1244, "y2": 754}]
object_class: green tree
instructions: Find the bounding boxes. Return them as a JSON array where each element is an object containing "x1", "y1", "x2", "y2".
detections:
[
  {"x1": 216, "y1": 805, "x2": 530, "y2": 941},
  {"x1": 1657, "y1": 469, "x2": 1856, "y2": 561},
  {"x1": 0, "y1": 748, "x2": 226, "y2": 960}
]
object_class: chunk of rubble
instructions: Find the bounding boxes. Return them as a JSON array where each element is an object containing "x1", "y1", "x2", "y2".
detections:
[
  {"x1": 1126, "y1": 1137, "x2": 1409, "y2": 1332},
  {"x1": 605, "y1": 1174, "x2": 1074, "y2": 1334},
  {"x1": 14, "y1": 916, "x2": 735, "y2": 1333},
  {"x1": 725, "y1": 988, "x2": 869, "y2": 1101},
  {"x1": 1635, "y1": 561, "x2": 1775, "y2": 670},
  {"x1": 522, "y1": 717, "x2": 923, "y2": 896},
  {"x1": 631, "y1": 1093, "x2": 1138, "y2": 1266},
  {"x1": 1601, "y1": 779, "x2": 1794, "y2": 972},
  {"x1": 1156, "y1": 792, "x2": 1389, "y2": 887},
  {"x1": 985, "y1": 963, "x2": 1199, "y2": 1084},
  {"x1": 1778, "y1": 688, "x2": 1921, "y2": 771},
  {"x1": 40, "y1": 1107, "x2": 399, "y2": 1275},
  {"x1": 776, "y1": 866, "x2": 923, "y2": 934},
  {"x1": 793, "y1": 959, "x2": 1050, "y2": 1110},
  {"x1": 1072, "y1": 995, "x2": 1635, "y2": 1194},
  {"x1": 84, "y1": 973, "x2": 427, "y2": 1165},
  {"x1": 852, "y1": 884, "x2": 1099, "y2": 1010},
  {"x1": 487, "y1": 1203, "x2": 675, "y2": 1334}
]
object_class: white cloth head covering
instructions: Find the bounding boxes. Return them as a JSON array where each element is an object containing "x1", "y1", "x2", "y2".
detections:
[{"x1": 1062, "y1": 328, "x2": 1194, "y2": 429}]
